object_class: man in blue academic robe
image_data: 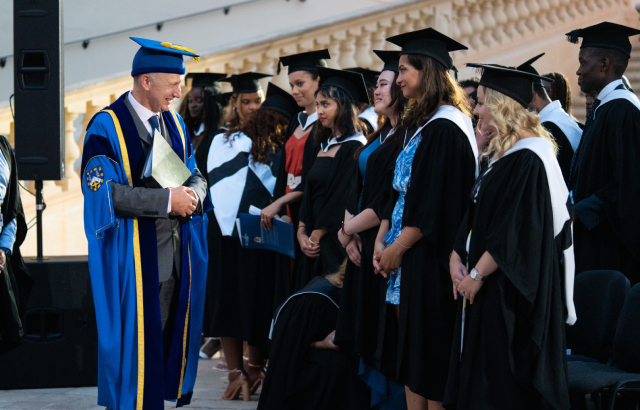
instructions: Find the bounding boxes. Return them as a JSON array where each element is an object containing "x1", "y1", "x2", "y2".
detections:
[{"x1": 81, "y1": 37, "x2": 212, "y2": 410}]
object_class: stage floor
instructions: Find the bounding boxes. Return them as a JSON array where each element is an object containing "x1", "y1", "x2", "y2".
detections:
[{"x1": 0, "y1": 358, "x2": 260, "y2": 410}]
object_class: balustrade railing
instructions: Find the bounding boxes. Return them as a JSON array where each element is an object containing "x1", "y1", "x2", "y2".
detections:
[{"x1": 0, "y1": 0, "x2": 636, "y2": 252}]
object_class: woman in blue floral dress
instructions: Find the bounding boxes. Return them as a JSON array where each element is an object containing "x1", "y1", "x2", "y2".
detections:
[{"x1": 372, "y1": 28, "x2": 478, "y2": 410}]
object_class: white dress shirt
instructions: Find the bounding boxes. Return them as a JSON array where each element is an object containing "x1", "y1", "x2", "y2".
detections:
[
  {"x1": 128, "y1": 91, "x2": 175, "y2": 212},
  {"x1": 127, "y1": 91, "x2": 160, "y2": 135}
]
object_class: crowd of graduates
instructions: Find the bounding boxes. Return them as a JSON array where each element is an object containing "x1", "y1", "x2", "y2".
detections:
[{"x1": 173, "y1": 20, "x2": 640, "y2": 410}]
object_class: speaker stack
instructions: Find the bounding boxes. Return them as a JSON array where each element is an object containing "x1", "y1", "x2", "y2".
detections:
[
  {"x1": 0, "y1": 257, "x2": 98, "y2": 389},
  {"x1": 13, "y1": 0, "x2": 65, "y2": 181},
  {"x1": 0, "y1": 2, "x2": 97, "y2": 389}
]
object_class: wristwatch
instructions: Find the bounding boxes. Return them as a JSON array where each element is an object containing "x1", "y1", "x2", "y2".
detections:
[{"x1": 470, "y1": 268, "x2": 486, "y2": 282}]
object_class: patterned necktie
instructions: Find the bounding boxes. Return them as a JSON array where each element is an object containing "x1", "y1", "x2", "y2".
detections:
[{"x1": 149, "y1": 114, "x2": 160, "y2": 137}]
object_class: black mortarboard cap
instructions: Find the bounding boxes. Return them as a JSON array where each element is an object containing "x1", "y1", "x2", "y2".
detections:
[
  {"x1": 317, "y1": 66, "x2": 371, "y2": 104},
  {"x1": 345, "y1": 67, "x2": 380, "y2": 88},
  {"x1": 467, "y1": 63, "x2": 553, "y2": 108},
  {"x1": 260, "y1": 82, "x2": 300, "y2": 119},
  {"x1": 373, "y1": 50, "x2": 400, "y2": 73},
  {"x1": 386, "y1": 28, "x2": 468, "y2": 70},
  {"x1": 211, "y1": 92, "x2": 233, "y2": 106},
  {"x1": 278, "y1": 49, "x2": 331, "y2": 75},
  {"x1": 185, "y1": 72, "x2": 228, "y2": 88},
  {"x1": 516, "y1": 53, "x2": 546, "y2": 87},
  {"x1": 221, "y1": 72, "x2": 272, "y2": 94},
  {"x1": 566, "y1": 21, "x2": 640, "y2": 57}
]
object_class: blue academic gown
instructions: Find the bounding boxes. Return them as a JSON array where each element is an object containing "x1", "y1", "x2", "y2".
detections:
[{"x1": 80, "y1": 92, "x2": 213, "y2": 410}]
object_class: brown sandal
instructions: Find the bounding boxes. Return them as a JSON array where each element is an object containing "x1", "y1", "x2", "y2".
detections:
[
  {"x1": 221, "y1": 369, "x2": 251, "y2": 401},
  {"x1": 246, "y1": 362, "x2": 265, "y2": 395}
]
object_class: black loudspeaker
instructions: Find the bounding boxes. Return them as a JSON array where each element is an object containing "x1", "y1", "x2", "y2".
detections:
[
  {"x1": 13, "y1": 0, "x2": 64, "y2": 181},
  {"x1": 0, "y1": 256, "x2": 98, "y2": 389}
]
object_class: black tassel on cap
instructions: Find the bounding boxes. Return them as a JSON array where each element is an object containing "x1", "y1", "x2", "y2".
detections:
[{"x1": 566, "y1": 30, "x2": 581, "y2": 44}]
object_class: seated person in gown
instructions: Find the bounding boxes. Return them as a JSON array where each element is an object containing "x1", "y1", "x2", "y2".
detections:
[{"x1": 258, "y1": 260, "x2": 370, "y2": 410}]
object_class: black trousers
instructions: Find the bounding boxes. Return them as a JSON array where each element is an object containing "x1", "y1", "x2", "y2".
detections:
[{"x1": 159, "y1": 265, "x2": 181, "y2": 364}]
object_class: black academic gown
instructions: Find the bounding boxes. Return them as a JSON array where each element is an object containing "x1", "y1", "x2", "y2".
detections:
[
  {"x1": 376, "y1": 120, "x2": 476, "y2": 401},
  {"x1": 542, "y1": 121, "x2": 574, "y2": 186},
  {"x1": 258, "y1": 276, "x2": 370, "y2": 410},
  {"x1": 570, "y1": 99, "x2": 640, "y2": 285},
  {"x1": 202, "y1": 132, "x2": 288, "y2": 349},
  {"x1": 334, "y1": 126, "x2": 402, "y2": 368},
  {"x1": 273, "y1": 117, "x2": 317, "y2": 279},
  {"x1": 0, "y1": 136, "x2": 32, "y2": 356},
  {"x1": 296, "y1": 140, "x2": 362, "y2": 291},
  {"x1": 444, "y1": 150, "x2": 571, "y2": 410},
  {"x1": 194, "y1": 126, "x2": 228, "y2": 185}
]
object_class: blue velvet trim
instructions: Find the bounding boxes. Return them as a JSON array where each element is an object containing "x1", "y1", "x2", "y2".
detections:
[
  {"x1": 176, "y1": 391, "x2": 193, "y2": 407},
  {"x1": 163, "y1": 222, "x2": 192, "y2": 398},
  {"x1": 131, "y1": 67, "x2": 186, "y2": 77},
  {"x1": 80, "y1": 133, "x2": 120, "y2": 176},
  {"x1": 161, "y1": 111, "x2": 195, "y2": 399},
  {"x1": 139, "y1": 219, "x2": 165, "y2": 410},
  {"x1": 162, "y1": 110, "x2": 188, "y2": 162},
  {"x1": 358, "y1": 359, "x2": 407, "y2": 410},
  {"x1": 107, "y1": 93, "x2": 165, "y2": 409}
]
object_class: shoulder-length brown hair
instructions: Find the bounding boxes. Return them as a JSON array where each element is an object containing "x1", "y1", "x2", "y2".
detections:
[
  {"x1": 314, "y1": 86, "x2": 367, "y2": 145},
  {"x1": 225, "y1": 108, "x2": 289, "y2": 165},
  {"x1": 401, "y1": 54, "x2": 472, "y2": 130},
  {"x1": 355, "y1": 70, "x2": 407, "y2": 158}
]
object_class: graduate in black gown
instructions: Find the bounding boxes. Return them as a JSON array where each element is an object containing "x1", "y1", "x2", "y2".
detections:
[
  {"x1": 296, "y1": 67, "x2": 368, "y2": 291},
  {"x1": 444, "y1": 64, "x2": 577, "y2": 410},
  {"x1": 347, "y1": 67, "x2": 381, "y2": 134},
  {"x1": 565, "y1": 22, "x2": 640, "y2": 285},
  {"x1": 258, "y1": 260, "x2": 370, "y2": 410},
  {"x1": 178, "y1": 72, "x2": 227, "y2": 153},
  {"x1": 518, "y1": 55, "x2": 583, "y2": 185},
  {"x1": 334, "y1": 51, "x2": 407, "y2": 409},
  {"x1": 200, "y1": 74, "x2": 264, "y2": 362},
  {"x1": 204, "y1": 83, "x2": 299, "y2": 401},
  {"x1": 263, "y1": 50, "x2": 329, "y2": 288},
  {"x1": 372, "y1": 28, "x2": 478, "y2": 410},
  {"x1": 0, "y1": 135, "x2": 31, "y2": 356}
]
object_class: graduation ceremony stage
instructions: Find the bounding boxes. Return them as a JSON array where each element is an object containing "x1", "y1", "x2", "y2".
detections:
[{"x1": 0, "y1": 357, "x2": 261, "y2": 409}]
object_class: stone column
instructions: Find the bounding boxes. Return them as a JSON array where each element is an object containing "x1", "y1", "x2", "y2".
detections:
[
  {"x1": 77, "y1": 102, "x2": 101, "y2": 173},
  {"x1": 7, "y1": 121, "x2": 14, "y2": 147},
  {"x1": 57, "y1": 108, "x2": 81, "y2": 191},
  {"x1": 354, "y1": 27, "x2": 374, "y2": 69},
  {"x1": 339, "y1": 37, "x2": 358, "y2": 69}
]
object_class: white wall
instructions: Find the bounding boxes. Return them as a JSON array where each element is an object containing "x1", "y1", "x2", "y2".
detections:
[{"x1": 0, "y1": 0, "x2": 410, "y2": 108}]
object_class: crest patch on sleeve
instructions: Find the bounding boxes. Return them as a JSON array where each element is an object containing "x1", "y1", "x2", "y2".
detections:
[{"x1": 86, "y1": 166, "x2": 104, "y2": 191}]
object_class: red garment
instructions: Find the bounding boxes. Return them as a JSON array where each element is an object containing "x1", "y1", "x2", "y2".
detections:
[{"x1": 284, "y1": 131, "x2": 310, "y2": 217}]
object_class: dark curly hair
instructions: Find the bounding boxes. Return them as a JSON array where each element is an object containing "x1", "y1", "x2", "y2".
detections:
[
  {"x1": 401, "y1": 54, "x2": 472, "y2": 130},
  {"x1": 314, "y1": 85, "x2": 366, "y2": 145},
  {"x1": 225, "y1": 108, "x2": 289, "y2": 165},
  {"x1": 355, "y1": 70, "x2": 407, "y2": 157},
  {"x1": 543, "y1": 72, "x2": 573, "y2": 115}
]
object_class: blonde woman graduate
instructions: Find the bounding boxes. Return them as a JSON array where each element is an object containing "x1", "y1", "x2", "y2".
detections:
[{"x1": 444, "y1": 64, "x2": 577, "y2": 410}]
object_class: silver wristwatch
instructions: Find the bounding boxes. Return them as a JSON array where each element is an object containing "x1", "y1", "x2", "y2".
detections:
[{"x1": 470, "y1": 268, "x2": 486, "y2": 282}]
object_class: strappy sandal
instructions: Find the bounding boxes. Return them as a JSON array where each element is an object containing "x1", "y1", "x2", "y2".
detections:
[
  {"x1": 221, "y1": 369, "x2": 251, "y2": 401},
  {"x1": 246, "y1": 362, "x2": 265, "y2": 395}
]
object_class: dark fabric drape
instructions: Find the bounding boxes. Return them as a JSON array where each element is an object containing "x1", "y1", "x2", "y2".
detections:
[{"x1": 444, "y1": 149, "x2": 571, "y2": 410}]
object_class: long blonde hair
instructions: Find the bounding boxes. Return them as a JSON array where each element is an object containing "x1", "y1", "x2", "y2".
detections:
[
  {"x1": 325, "y1": 260, "x2": 347, "y2": 288},
  {"x1": 482, "y1": 86, "x2": 557, "y2": 160}
]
